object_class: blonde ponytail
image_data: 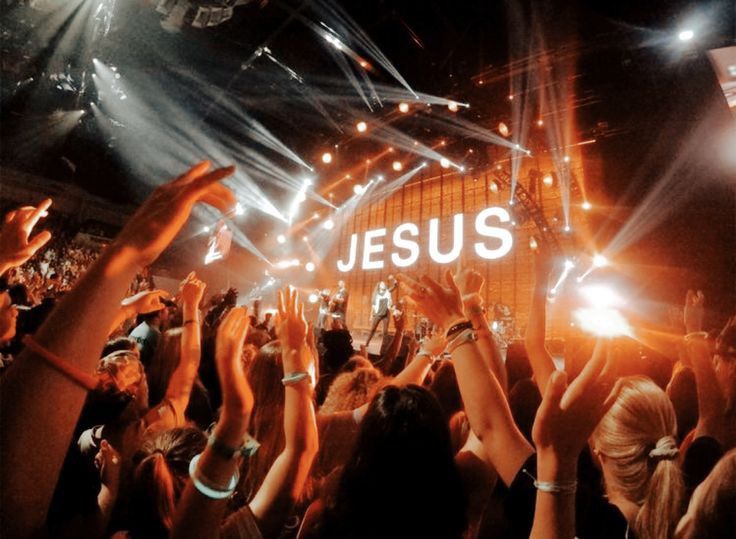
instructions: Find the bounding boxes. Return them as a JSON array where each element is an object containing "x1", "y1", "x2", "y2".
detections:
[{"x1": 592, "y1": 376, "x2": 686, "y2": 539}]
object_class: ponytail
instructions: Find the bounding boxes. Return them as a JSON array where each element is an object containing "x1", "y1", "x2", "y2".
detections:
[
  {"x1": 131, "y1": 452, "x2": 176, "y2": 537},
  {"x1": 636, "y1": 457, "x2": 685, "y2": 539}
]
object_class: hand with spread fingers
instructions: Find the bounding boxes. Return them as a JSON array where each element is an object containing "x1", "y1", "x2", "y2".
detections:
[
  {"x1": 532, "y1": 340, "x2": 618, "y2": 473},
  {"x1": 0, "y1": 198, "x2": 53, "y2": 274},
  {"x1": 112, "y1": 161, "x2": 236, "y2": 267},
  {"x1": 397, "y1": 270, "x2": 465, "y2": 329},
  {"x1": 214, "y1": 307, "x2": 254, "y2": 445},
  {"x1": 275, "y1": 286, "x2": 308, "y2": 353}
]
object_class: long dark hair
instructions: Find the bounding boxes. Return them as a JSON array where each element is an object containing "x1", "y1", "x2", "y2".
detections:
[{"x1": 317, "y1": 385, "x2": 467, "y2": 539}]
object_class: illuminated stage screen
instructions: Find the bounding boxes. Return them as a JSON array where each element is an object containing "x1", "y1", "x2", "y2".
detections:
[{"x1": 326, "y1": 164, "x2": 577, "y2": 339}]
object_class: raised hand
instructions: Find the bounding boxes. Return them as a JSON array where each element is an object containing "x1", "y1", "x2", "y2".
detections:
[
  {"x1": 121, "y1": 289, "x2": 170, "y2": 315},
  {"x1": 684, "y1": 289, "x2": 705, "y2": 334},
  {"x1": 532, "y1": 341, "x2": 617, "y2": 471},
  {"x1": 180, "y1": 271, "x2": 206, "y2": 307},
  {"x1": 398, "y1": 271, "x2": 465, "y2": 329},
  {"x1": 275, "y1": 286, "x2": 307, "y2": 352},
  {"x1": 215, "y1": 307, "x2": 254, "y2": 442},
  {"x1": 112, "y1": 161, "x2": 236, "y2": 267},
  {"x1": 420, "y1": 329, "x2": 447, "y2": 357},
  {"x1": 0, "y1": 198, "x2": 52, "y2": 273}
]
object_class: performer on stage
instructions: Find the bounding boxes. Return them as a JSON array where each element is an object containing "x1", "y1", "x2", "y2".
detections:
[
  {"x1": 330, "y1": 280, "x2": 349, "y2": 326},
  {"x1": 317, "y1": 288, "x2": 331, "y2": 329},
  {"x1": 365, "y1": 280, "x2": 392, "y2": 347}
]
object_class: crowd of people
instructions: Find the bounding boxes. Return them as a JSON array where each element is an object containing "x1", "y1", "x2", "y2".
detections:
[{"x1": 0, "y1": 161, "x2": 734, "y2": 539}]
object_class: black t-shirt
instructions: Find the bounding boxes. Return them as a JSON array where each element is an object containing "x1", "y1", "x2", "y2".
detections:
[{"x1": 499, "y1": 451, "x2": 631, "y2": 539}]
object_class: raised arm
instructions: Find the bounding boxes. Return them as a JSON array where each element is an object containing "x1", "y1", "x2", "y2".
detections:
[
  {"x1": 399, "y1": 271, "x2": 533, "y2": 485},
  {"x1": 160, "y1": 272, "x2": 206, "y2": 422},
  {"x1": 455, "y1": 267, "x2": 508, "y2": 393},
  {"x1": 524, "y1": 252, "x2": 557, "y2": 393},
  {"x1": 172, "y1": 307, "x2": 255, "y2": 539},
  {"x1": 0, "y1": 162, "x2": 235, "y2": 536},
  {"x1": 530, "y1": 340, "x2": 616, "y2": 539},
  {"x1": 248, "y1": 287, "x2": 319, "y2": 537},
  {"x1": 684, "y1": 331, "x2": 730, "y2": 445}
]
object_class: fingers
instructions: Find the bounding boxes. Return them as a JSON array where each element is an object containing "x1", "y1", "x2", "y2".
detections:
[
  {"x1": 200, "y1": 183, "x2": 237, "y2": 212},
  {"x1": 4, "y1": 210, "x2": 16, "y2": 224},
  {"x1": 26, "y1": 198, "x2": 52, "y2": 231},
  {"x1": 419, "y1": 274, "x2": 444, "y2": 297},
  {"x1": 26, "y1": 230, "x2": 52, "y2": 254},
  {"x1": 445, "y1": 270, "x2": 460, "y2": 295},
  {"x1": 188, "y1": 166, "x2": 236, "y2": 195},
  {"x1": 277, "y1": 289, "x2": 285, "y2": 319},
  {"x1": 538, "y1": 370, "x2": 567, "y2": 417},
  {"x1": 175, "y1": 160, "x2": 212, "y2": 185}
]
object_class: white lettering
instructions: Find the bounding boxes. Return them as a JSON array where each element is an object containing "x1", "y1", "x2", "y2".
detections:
[
  {"x1": 391, "y1": 223, "x2": 420, "y2": 267},
  {"x1": 474, "y1": 207, "x2": 513, "y2": 259},
  {"x1": 337, "y1": 233, "x2": 358, "y2": 272},
  {"x1": 429, "y1": 214, "x2": 464, "y2": 264},
  {"x1": 362, "y1": 228, "x2": 386, "y2": 270}
]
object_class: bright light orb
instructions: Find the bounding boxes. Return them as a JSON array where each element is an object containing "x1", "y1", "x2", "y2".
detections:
[
  {"x1": 582, "y1": 201, "x2": 592, "y2": 211},
  {"x1": 276, "y1": 234, "x2": 286, "y2": 244},
  {"x1": 234, "y1": 202, "x2": 245, "y2": 216},
  {"x1": 593, "y1": 254, "x2": 609, "y2": 268},
  {"x1": 529, "y1": 236, "x2": 539, "y2": 251},
  {"x1": 543, "y1": 173, "x2": 554, "y2": 187},
  {"x1": 440, "y1": 158, "x2": 450, "y2": 169},
  {"x1": 489, "y1": 181, "x2": 499, "y2": 193},
  {"x1": 306, "y1": 262, "x2": 316, "y2": 273},
  {"x1": 356, "y1": 121, "x2": 367, "y2": 133},
  {"x1": 498, "y1": 122, "x2": 510, "y2": 137},
  {"x1": 354, "y1": 184, "x2": 366, "y2": 195},
  {"x1": 392, "y1": 161, "x2": 403, "y2": 171},
  {"x1": 323, "y1": 219, "x2": 335, "y2": 230},
  {"x1": 678, "y1": 29, "x2": 694, "y2": 42},
  {"x1": 308, "y1": 292, "x2": 318, "y2": 302},
  {"x1": 447, "y1": 101, "x2": 459, "y2": 112},
  {"x1": 398, "y1": 102, "x2": 409, "y2": 113},
  {"x1": 321, "y1": 152, "x2": 332, "y2": 164},
  {"x1": 563, "y1": 155, "x2": 571, "y2": 163}
]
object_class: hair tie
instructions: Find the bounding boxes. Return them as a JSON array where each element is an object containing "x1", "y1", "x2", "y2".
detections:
[{"x1": 648, "y1": 436, "x2": 679, "y2": 461}]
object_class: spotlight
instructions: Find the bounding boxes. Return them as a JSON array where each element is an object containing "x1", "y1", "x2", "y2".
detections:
[
  {"x1": 678, "y1": 29, "x2": 694, "y2": 42},
  {"x1": 537, "y1": 119, "x2": 544, "y2": 127},
  {"x1": 321, "y1": 152, "x2": 333, "y2": 164},
  {"x1": 235, "y1": 202, "x2": 245, "y2": 216},
  {"x1": 323, "y1": 218, "x2": 335, "y2": 230},
  {"x1": 564, "y1": 259, "x2": 575, "y2": 270},
  {"x1": 308, "y1": 292, "x2": 318, "y2": 303},
  {"x1": 296, "y1": 191, "x2": 307, "y2": 203},
  {"x1": 440, "y1": 158, "x2": 450, "y2": 169},
  {"x1": 582, "y1": 201, "x2": 592, "y2": 211},
  {"x1": 359, "y1": 60, "x2": 369, "y2": 68},
  {"x1": 563, "y1": 225, "x2": 571, "y2": 232},
  {"x1": 508, "y1": 94, "x2": 514, "y2": 100},
  {"x1": 489, "y1": 180, "x2": 499, "y2": 193},
  {"x1": 447, "y1": 101, "x2": 459, "y2": 112},
  {"x1": 312, "y1": 212, "x2": 320, "y2": 220},
  {"x1": 421, "y1": 161, "x2": 428, "y2": 167},
  {"x1": 356, "y1": 121, "x2": 367, "y2": 133},
  {"x1": 303, "y1": 236, "x2": 308, "y2": 242},
  {"x1": 459, "y1": 166, "x2": 466, "y2": 172},
  {"x1": 498, "y1": 122, "x2": 510, "y2": 137},
  {"x1": 277, "y1": 234, "x2": 286, "y2": 244},
  {"x1": 203, "y1": 226, "x2": 210, "y2": 233},
  {"x1": 563, "y1": 155, "x2": 571, "y2": 163},
  {"x1": 529, "y1": 236, "x2": 539, "y2": 251},
  {"x1": 305, "y1": 262, "x2": 316, "y2": 273},
  {"x1": 376, "y1": 175, "x2": 384, "y2": 182},
  {"x1": 354, "y1": 184, "x2": 366, "y2": 195},
  {"x1": 392, "y1": 161, "x2": 403, "y2": 171},
  {"x1": 543, "y1": 173, "x2": 554, "y2": 187},
  {"x1": 398, "y1": 102, "x2": 409, "y2": 113},
  {"x1": 593, "y1": 254, "x2": 609, "y2": 268}
]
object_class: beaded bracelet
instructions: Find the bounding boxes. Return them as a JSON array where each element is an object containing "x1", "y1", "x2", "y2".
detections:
[
  {"x1": 446, "y1": 320, "x2": 473, "y2": 339},
  {"x1": 188, "y1": 453, "x2": 238, "y2": 500}
]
